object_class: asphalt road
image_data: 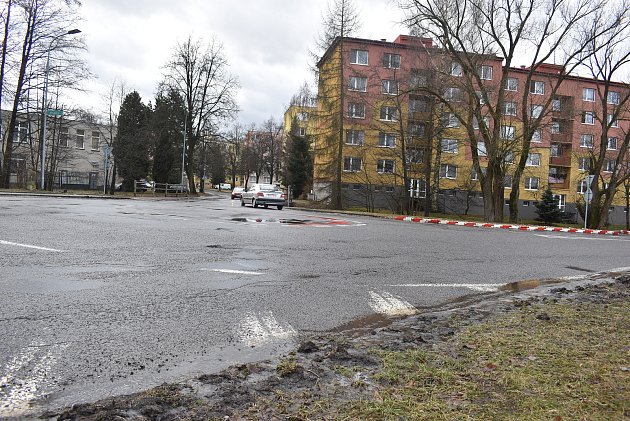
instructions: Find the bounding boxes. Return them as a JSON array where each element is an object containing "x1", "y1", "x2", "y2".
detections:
[{"x1": 1, "y1": 192, "x2": 629, "y2": 417}]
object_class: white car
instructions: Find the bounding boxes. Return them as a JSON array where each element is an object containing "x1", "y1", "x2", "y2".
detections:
[{"x1": 240, "y1": 184, "x2": 286, "y2": 210}]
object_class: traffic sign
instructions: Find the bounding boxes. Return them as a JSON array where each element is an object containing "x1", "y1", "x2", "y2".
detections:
[
  {"x1": 47, "y1": 109, "x2": 63, "y2": 117},
  {"x1": 584, "y1": 190, "x2": 593, "y2": 203}
]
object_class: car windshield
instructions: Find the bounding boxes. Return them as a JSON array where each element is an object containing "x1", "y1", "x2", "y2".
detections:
[{"x1": 259, "y1": 185, "x2": 277, "y2": 192}]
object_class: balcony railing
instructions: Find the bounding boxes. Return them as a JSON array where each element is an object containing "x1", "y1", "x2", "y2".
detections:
[
  {"x1": 549, "y1": 155, "x2": 572, "y2": 167},
  {"x1": 548, "y1": 177, "x2": 570, "y2": 189}
]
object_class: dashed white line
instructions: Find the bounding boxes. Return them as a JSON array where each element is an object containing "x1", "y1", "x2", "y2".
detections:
[
  {"x1": 203, "y1": 269, "x2": 263, "y2": 275},
  {"x1": 390, "y1": 283, "x2": 502, "y2": 292},
  {"x1": 236, "y1": 311, "x2": 296, "y2": 347},
  {"x1": 368, "y1": 291, "x2": 417, "y2": 316},
  {"x1": 0, "y1": 240, "x2": 63, "y2": 252}
]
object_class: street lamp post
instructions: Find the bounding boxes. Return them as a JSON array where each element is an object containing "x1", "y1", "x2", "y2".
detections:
[
  {"x1": 40, "y1": 28, "x2": 81, "y2": 191},
  {"x1": 181, "y1": 114, "x2": 187, "y2": 190}
]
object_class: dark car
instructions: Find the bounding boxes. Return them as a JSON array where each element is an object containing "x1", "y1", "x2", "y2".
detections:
[{"x1": 240, "y1": 184, "x2": 286, "y2": 210}]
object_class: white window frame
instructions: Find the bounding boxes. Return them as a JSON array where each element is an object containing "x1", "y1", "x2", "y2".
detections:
[
  {"x1": 378, "y1": 132, "x2": 396, "y2": 148},
  {"x1": 608, "y1": 114, "x2": 619, "y2": 128},
  {"x1": 580, "y1": 134, "x2": 594, "y2": 148},
  {"x1": 13, "y1": 121, "x2": 28, "y2": 144},
  {"x1": 440, "y1": 164, "x2": 457, "y2": 179},
  {"x1": 531, "y1": 130, "x2": 542, "y2": 143},
  {"x1": 443, "y1": 112, "x2": 460, "y2": 128},
  {"x1": 506, "y1": 77, "x2": 518, "y2": 91},
  {"x1": 451, "y1": 61, "x2": 462, "y2": 76},
  {"x1": 343, "y1": 156, "x2": 362, "y2": 172},
  {"x1": 479, "y1": 65, "x2": 493, "y2": 80},
  {"x1": 348, "y1": 76, "x2": 367, "y2": 92},
  {"x1": 408, "y1": 123, "x2": 425, "y2": 137},
  {"x1": 380, "y1": 106, "x2": 398, "y2": 121},
  {"x1": 524, "y1": 176, "x2": 540, "y2": 190},
  {"x1": 530, "y1": 81, "x2": 545, "y2": 95},
  {"x1": 582, "y1": 111, "x2": 595, "y2": 125},
  {"x1": 441, "y1": 138, "x2": 458, "y2": 154},
  {"x1": 381, "y1": 79, "x2": 399, "y2": 95},
  {"x1": 550, "y1": 122, "x2": 560, "y2": 134},
  {"x1": 604, "y1": 159, "x2": 616, "y2": 173},
  {"x1": 406, "y1": 148, "x2": 424, "y2": 164},
  {"x1": 501, "y1": 125, "x2": 515, "y2": 139},
  {"x1": 350, "y1": 49, "x2": 368, "y2": 65},
  {"x1": 445, "y1": 87, "x2": 461, "y2": 102},
  {"x1": 383, "y1": 53, "x2": 401, "y2": 69},
  {"x1": 59, "y1": 127, "x2": 69, "y2": 147},
  {"x1": 526, "y1": 153, "x2": 541, "y2": 166},
  {"x1": 582, "y1": 88, "x2": 595, "y2": 102},
  {"x1": 550, "y1": 143, "x2": 561, "y2": 157},
  {"x1": 91, "y1": 131, "x2": 100, "y2": 151},
  {"x1": 75, "y1": 129, "x2": 85, "y2": 149},
  {"x1": 530, "y1": 104, "x2": 543, "y2": 118},
  {"x1": 502, "y1": 101, "x2": 517, "y2": 116},
  {"x1": 552, "y1": 99, "x2": 561, "y2": 111},
  {"x1": 377, "y1": 159, "x2": 395, "y2": 174},
  {"x1": 348, "y1": 103, "x2": 365, "y2": 119},
  {"x1": 578, "y1": 157, "x2": 590, "y2": 171},
  {"x1": 607, "y1": 137, "x2": 618, "y2": 150},
  {"x1": 345, "y1": 130, "x2": 364, "y2": 146},
  {"x1": 409, "y1": 178, "x2": 426, "y2": 198},
  {"x1": 476, "y1": 141, "x2": 487, "y2": 156},
  {"x1": 607, "y1": 91, "x2": 620, "y2": 105}
]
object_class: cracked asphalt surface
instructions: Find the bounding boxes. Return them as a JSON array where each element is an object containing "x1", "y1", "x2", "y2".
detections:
[{"x1": 1, "y1": 192, "x2": 629, "y2": 418}]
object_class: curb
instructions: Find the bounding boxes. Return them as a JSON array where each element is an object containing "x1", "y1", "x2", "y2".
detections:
[{"x1": 393, "y1": 216, "x2": 630, "y2": 236}]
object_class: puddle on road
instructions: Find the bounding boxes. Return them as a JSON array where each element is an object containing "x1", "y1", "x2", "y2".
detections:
[
  {"x1": 499, "y1": 278, "x2": 564, "y2": 292},
  {"x1": 329, "y1": 313, "x2": 393, "y2": 335}
]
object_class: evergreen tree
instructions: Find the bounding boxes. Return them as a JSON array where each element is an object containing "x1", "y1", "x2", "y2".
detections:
[
  {"x1": 113, "y1": 91, "x2": 152, "y2": 191},
  {"x1": 535, "y1": 188, "x2": 563, "y2": 225},
  {"x1": 286, "y1": 121, "x2": 312, "y2": 199},
  {"x1": 152, "y1": 88, "x2": 186, "y2": 183}
]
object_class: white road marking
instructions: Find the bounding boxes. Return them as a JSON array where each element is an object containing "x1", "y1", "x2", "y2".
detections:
[
  {"x1": 236, "y1": 311, "x2": 296, "y2": 347},
  {"x1": 368, "y1": 291, "x2": 417, "y2": 316},
  {"x1": 535, "y1": 234, "x2": 630, "y2": 242},
  {"x1": 203, "y1": 269, "x2": 263, "y2": 275},
  {"x1": 0, "y1": 240, "x2": 63, "y2": 252},
  {"x1": 390, "y1": 283, "x2": 502, "y2": 292},
  {"x1": 0, "y1": 343, "x2": 68, "y2": 416}
]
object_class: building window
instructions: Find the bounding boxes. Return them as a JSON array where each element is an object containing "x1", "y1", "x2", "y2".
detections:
[
  {"x1": 479, "y1": 65, "x2": 493, "y2": 80},
  {"x1": 443, "y1": 112, "x2": 460, "y2": 128},
  {"x1": 550, "y1": 122, "x2": 560, "y2": 134},
  {"x1": 525, "y1": 176, "x2": 540, "y2": 190},
  {"x1": 409, "y1": 179, "x2": 426, "y2": 198},
  {"x1": 506, "y1": 77, "x2": 518, "y2": 91},
  {"x1": 408, "y1": 122, "x2": 426, "y2": 137},
  {"x1": 608, "y1": 114, "x2": 619, "y2": 127},
  {"x1": 345, "y1": 130, "x2": 364, "y2": 145},
  {"x1": 550, "y1": 143, "x2": 561, "y2": 157},
  {"x1": 348, "y1": 76, "x2": 367, "y2": 92},
  {"x1": 348, "y1": 103, "x2": 365, "y2": 119},
  {"x1": 380, "y1": 106, "x2": 398, "y2": 121},
  {"x1": 377, "y1": 159, "x2": 395, "y2": 174},
  {"x1": 501, "y1": 125, "x2": 515, "y2": 139},
  {"x1": 607, "y1": 137, "x2": 618, "y2": 150},
  {"x1": 607, "y1": 91, "x2": 620, "y2": 105},
  {"x1": 476, "y1": 141, "x2": 487, "y2": 156},
  {"x1": 353, "y1": 184, "x2": 362, "y2": 190},
  {"x1": 451, "y1": 61, "x2": 462, "y2": 76},
  {"x1": 604, "y1": 159, "x2": 616, "y2": 172},
  {"x1": 582, "y1": 87, "x2": 595, "y2": 102},
  {"x1": 530, "y1": 80, "x2": 545, "y2": 95},
  {"x1": 554, "y1": 194, "x2": 566, "y2": 211},
  {"x1": 13, "y1": 121, "x2": 28, "y2": 143},
  {"x1": 501, "y1": 101, "x2": 517, "y2": 116},
  {"x1": 298, "y1": 127, "x2": 306, "y2": 137},
  {"x1": 409, "y1": 71, "x2": 427, "y2": 88},
  {"x1": 406, "y1": 148, "x2": 424, "y2": 164},
  {"x1": 526, "y1": 153, "x2": 541, "y2": 166},
  {"x1": 378, "y1": 132, "x2": 396, "y2": 147},
  {"x1": 381, "y1": 79, "x2": 399, "y2": 95},
  {"x1": 343, "y1": 156, "x2": 362, "y2": 172},
  {"x1": 577, "y1": 179, "x2": 588, "y2": 194},
  {"x1": 504, "y1": 152, "x2": 514, "y2": 164},
  {"x1": 59, "y1": 127, "x2": 69, "y2": 147},
  {"x1": 578, "y1": 157, "x2": 590, "y2": 171},
  {"x1": 473, "y1": 116, "x2": 490, "y2": 130},
  {"x1": 441, "y1": 138, "x2": 458, "y2": 154},
  {"x1": 581, "y1": 111, "x2": 595, "y2": 125},
  {"x1": 532, "y1": 129, "x2": 542, "y2": 143},
  {"x1": 580, "y1": 134, "x2": 594, "y2": 148},
  {"x1": 552, "y1": 99, "x2": 561, "y2": 111},
  {"x1": 475, "y1": 90, "x2": 486, "y2": 105},
  {"x1": 444, "y1": 87, "x2": 462, "y2": 102},
  {"x1": 440, "y1": 164, "x2": 457, "y2": 179},
  {"x1": 350, "y1": 49, "x2": 368, "y2": 65},
  {"x1": 296, "y1": 112, "x2": 309, "y2": 121},
  {"x1": 75, "y1": 129, "x2": 85, "y2": 149},
  {"x1": 409, "y1": 98, "x2": 427, "y2": 113},
  {"x1": 504, "y1": 175, "x2": 513, "y2": 189},
  {"x1": 91, "y1": 131, "x2": 100, "y2": 151},
  {"x1": 383, "y1": 53, "x2": 401, "y2": 69},
  {"x1": 530, "y1": 104, "x2": 543, "y2": 118}
]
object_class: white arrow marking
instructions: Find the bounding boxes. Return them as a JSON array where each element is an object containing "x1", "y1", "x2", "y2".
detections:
[
  {"x1": 368, "y1": 291, "x2": 417, "y2": 316},
  {"x1": 236, "y1": 311, "x2": 296, "y2": 347},
  {"x1": 0, "y1": 240, "x2": 63, "y2": 252}
]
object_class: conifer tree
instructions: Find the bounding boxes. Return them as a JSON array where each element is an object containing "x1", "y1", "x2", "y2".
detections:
[{"x1": 535, "y1": 188, "x2": 563, "y2": 225}]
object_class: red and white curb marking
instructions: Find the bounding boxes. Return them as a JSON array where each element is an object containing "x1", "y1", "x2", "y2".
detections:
[{"x1": 393, "y1": 216, "x2": 630, "y2": 236}]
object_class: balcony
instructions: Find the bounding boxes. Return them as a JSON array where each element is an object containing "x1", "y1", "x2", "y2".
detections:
[
  {"x1": 550, "y1": 133, "x2": 572, "y2": 144},
  {"x1": 548, "y1": 177, "x2": 570, "y2": 189},
  {"x1": 549, "y1": 154, "x2": 571, "y2": 167}
]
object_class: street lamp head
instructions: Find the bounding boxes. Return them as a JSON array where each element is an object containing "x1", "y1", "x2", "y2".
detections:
[{"x1": 67, "y1": 29, "x2": 81, "y2": 35}]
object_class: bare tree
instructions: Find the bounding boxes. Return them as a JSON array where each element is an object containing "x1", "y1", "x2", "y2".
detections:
[
  {"x1": 401, "y1": 0, "x2": 618, "y2": 222},
  {"x1": 312, "y1": 0, "x2": 360, "y2": 209},
  {"x1": 163, "y1": 36, "x2": 239, "y2": 195},
  {"x1": 224, "y1": 123, "x2": 246, "y2": 188},
  {"x1": 1, "y1": 0, "x2": 86, "y2": 189},
  {"x1": 260, "y1": 117, "x2": 283, "y2": 184}
]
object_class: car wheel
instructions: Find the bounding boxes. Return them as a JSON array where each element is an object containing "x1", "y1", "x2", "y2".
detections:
[
  {"x1": 263, "y1": 204, "x2": 268, "y2": 209},
  {"x1": 253, "y1": 198, "x2": 258, "y2": 208},
  {"x1": 277, "y1": 205, "x2": 283, "y2": 210},
  {"x1": 240, "y1": 198, "x2": 245, "y2": 206}
]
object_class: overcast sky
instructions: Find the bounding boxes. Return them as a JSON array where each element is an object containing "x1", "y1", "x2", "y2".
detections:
[{"x1": 74, "y1": 0, "x2": 407, "y2": 127}]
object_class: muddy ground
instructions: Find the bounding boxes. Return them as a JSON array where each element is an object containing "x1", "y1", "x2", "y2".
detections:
[{"x1": 40, "y1": 271, "x2": 630, "y2": 420}]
